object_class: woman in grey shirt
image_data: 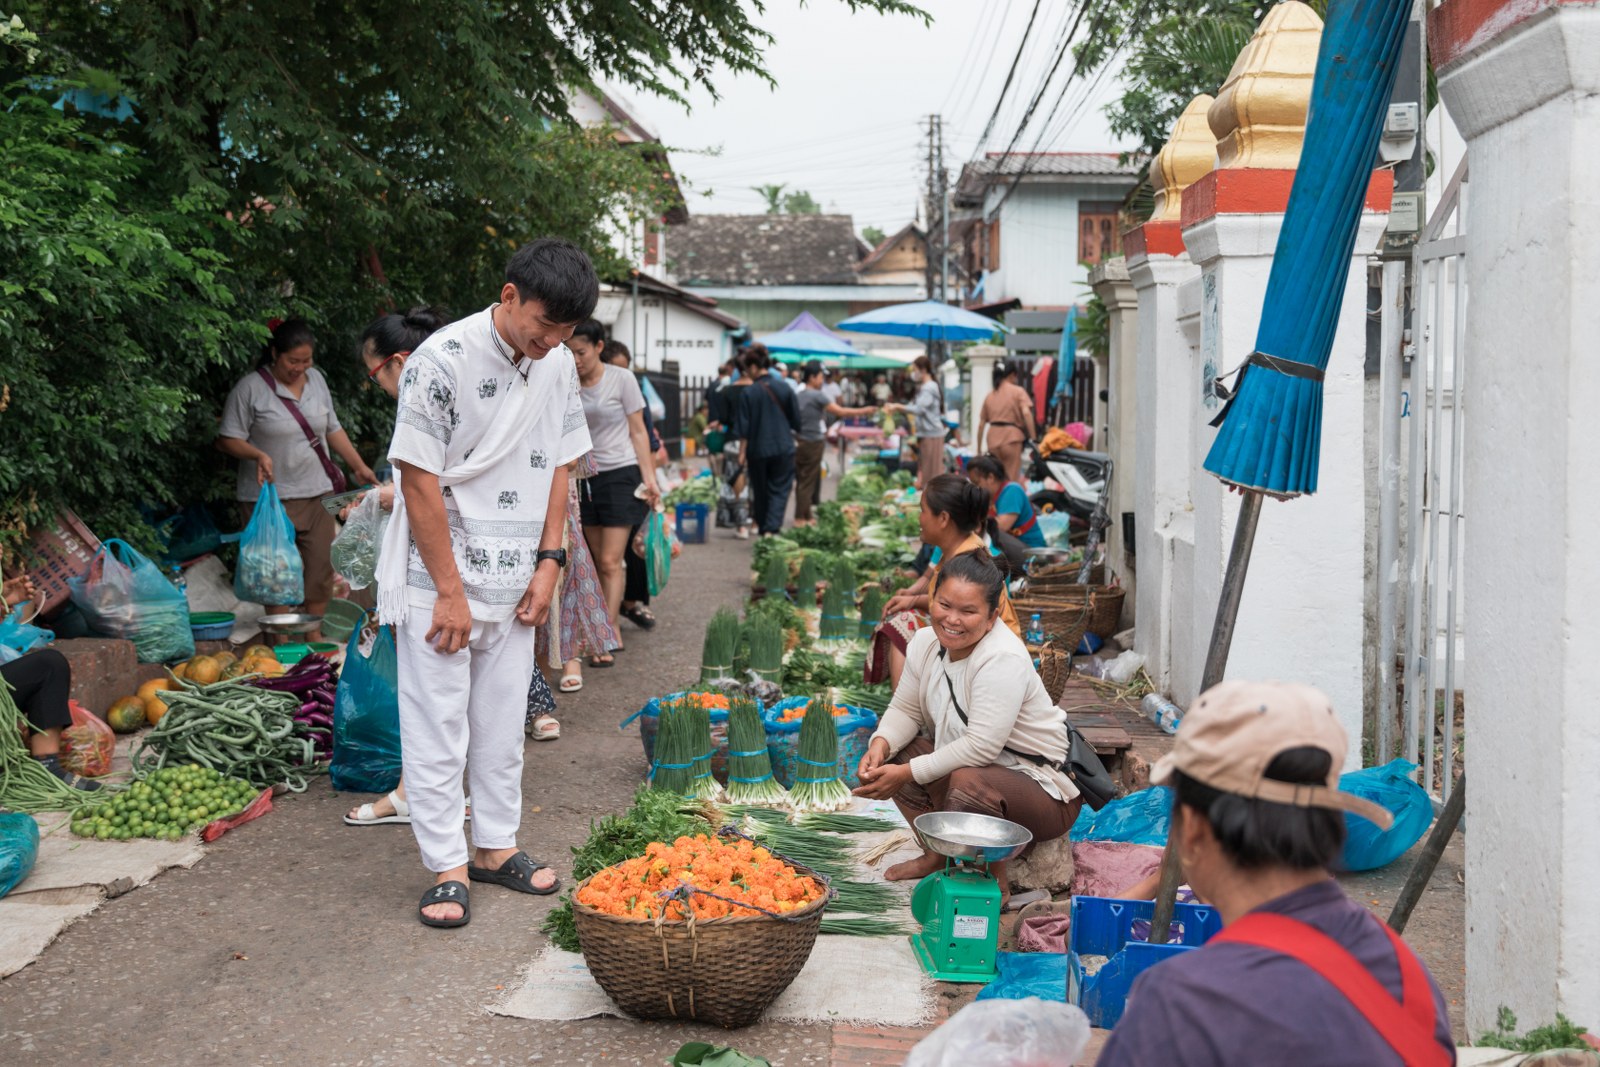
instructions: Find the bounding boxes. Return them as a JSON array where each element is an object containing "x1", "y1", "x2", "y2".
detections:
[
  {"x1": 793, "y1": 361, "x2": 877, "y2": 524},
  {"x1": 888, "y1": 354, "x2": 947, "y2": 489},
  {"x1": 216, "y1": 319, "x2": 376, "y2": 640}
]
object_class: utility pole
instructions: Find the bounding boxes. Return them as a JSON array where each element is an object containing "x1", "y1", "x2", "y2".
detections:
[{"x1": 924, "y1": 114, "x2": 949, "y2": 361}]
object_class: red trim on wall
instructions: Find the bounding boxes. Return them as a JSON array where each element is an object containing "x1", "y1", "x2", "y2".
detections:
[
  {"x1": 1181, "y1": 169, "x2": 1395, "y2": 228},
  {"x1": 1124, "y1": 221, "x2": 1187, "y2": 259},
  {"x1": 1430, "y1": 0, "x2": 1590, "y2": 70}
]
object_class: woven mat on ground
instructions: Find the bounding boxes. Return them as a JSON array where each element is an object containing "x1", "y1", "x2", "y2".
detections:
[{"x1": 490, "y1": 797, "x2": 933, "y2": 1025}]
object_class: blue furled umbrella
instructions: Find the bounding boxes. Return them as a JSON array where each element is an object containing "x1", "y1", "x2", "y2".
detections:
[
  {"x1": 836, "y1": 300, "x2": 1005, "y2": 343},
  {"x1": 1054, "y1": 306, "x2": 1078, "y2": 400},
  {"x1": 1202, "y1": 0, "x2": 1412, "y2": 498}
]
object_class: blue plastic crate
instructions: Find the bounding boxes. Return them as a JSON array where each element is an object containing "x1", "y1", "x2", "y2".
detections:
[
  {"x1": 1066, "y1": 896, "x2": 1224, "y2": 1028},
  {"x1": 675, "y1": 503, "x2": 709, "y2": 545}
]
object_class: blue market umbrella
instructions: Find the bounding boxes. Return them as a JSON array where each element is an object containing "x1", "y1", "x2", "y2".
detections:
[
  {"x1": 836, "y1": 300, "x2": 1005, "y2": 343},
  {"x1": 1203, "y1": 0, "x2": 1412, "y2": 498},
  {"x1": 755, "y1": 328, "x2": 858, "y2": 357}
]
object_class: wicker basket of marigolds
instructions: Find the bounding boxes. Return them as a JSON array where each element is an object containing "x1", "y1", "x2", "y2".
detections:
[{"x1": 571, "y1": 832, "x2": 831, "y2": 1028}]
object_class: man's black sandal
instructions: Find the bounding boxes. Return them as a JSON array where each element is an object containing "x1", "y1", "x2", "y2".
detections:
[
  {"x1": 467, "y1": 851, "x2": 561, "y2": 896},
  {"x1": 418, "y1": 881, "x2": 470, "y2": 928}
]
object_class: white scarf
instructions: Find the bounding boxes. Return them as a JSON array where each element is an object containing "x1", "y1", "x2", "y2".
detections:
[{"x1": 375, "y1": 357, "x2": 540, "y2": 626}]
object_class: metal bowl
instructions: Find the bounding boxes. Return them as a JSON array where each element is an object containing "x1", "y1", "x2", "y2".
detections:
[
  {"x1": 257, "y1": 613, "x2": 323, "y2": 635},
  {"x1": 913, "y1": 812, "x2": 1033, "y2": 864}
]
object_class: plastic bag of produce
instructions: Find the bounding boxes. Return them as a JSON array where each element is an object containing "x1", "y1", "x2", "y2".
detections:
[
  {"x1": 330, "y1": 624, "x2": 402, "y2": 794},
  {"x1": 59, "y1": 699, "x2": 115, "y2": 778},
  {"x1": 762, "y1": 697, "x2": 878, "y2": 788},
  {"x1": 1338, "y1": 759, "x2": 1434, "y2": 871},
  {"x1": 645, "y1": 510, "x2": 671, "y2": 597},
  {"x1": 906, "y1": 998, "x2": 1090, "y2": 1067},
  {"x1": 0, "y1": 608, "x2": 52, "y2": 665},
  {"x1": 330, "y1": 489, "x2": 389, "y2": 590},
  {"x1": 233, "y1": 482, "x2": 304, "y2": 606},
  {"x1": 67, "y1": 538, "x2": 194, "y2": 663},
  {"x1": 0, "y1": 811, "x2": 40, "y2": 899}
]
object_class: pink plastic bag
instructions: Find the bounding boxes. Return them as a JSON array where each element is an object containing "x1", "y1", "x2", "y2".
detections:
[{"x1": 59, "y1": 700, "x2": 115, "y2": 778}]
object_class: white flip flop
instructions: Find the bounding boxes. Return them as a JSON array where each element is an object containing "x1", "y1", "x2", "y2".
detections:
[
  {"x1": 528, "y1": 713, "x2": 562, "y2": 741},
  {"x1": 344, "y1": 790, "x2": 410, "y2": 826},
  {"x1": 559, "y1": 673, "x2": 584, "y2": 693}
]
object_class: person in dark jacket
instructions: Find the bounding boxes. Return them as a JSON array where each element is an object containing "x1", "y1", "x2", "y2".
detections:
[{"x1": 729, "y1": 344, "x2": 799, "y2": 537}]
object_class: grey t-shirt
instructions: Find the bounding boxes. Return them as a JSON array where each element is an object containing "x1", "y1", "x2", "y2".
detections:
[
  {"x1": 219, "y1": 366, "x2": 343, "y2": 502},
  {"x1": 911, "y1": 379, "x2": 946, "y2": 438},
  {"x1": 580, "y1": 363, "x2": 646, "y2": 472},
  {"x1": 796, "y1": 389, "x2": 832, "y2": 442}
]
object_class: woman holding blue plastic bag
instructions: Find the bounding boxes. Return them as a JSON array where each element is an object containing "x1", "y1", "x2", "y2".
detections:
[{"x1": 217, "y1": 318, "x2": 379, "y2": 642}]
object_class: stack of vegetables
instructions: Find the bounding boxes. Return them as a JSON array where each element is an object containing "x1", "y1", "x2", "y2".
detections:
[
  {"x1": 773, "y1": 700, "x2": 857, "y2": 724},
  {"x1": 700, "y1": 608, "x2": 740, "y2": 685},
  {"x1": 794, "y1": 554, "x2": 821, "y2": 600},
  {"x1": 70, "y1": 766, "x2": 259, "y2": 841},
  {"x1": 649, "y1": 694, "x2": 720, "y2": 801},
  {"x1": 760, "y1": 555, "x2": 791, "y2": 599},
  {"x1": 248, "y1": 654, "x2": 337, "y2": 762},
  {"x1": 133, "y1": 676, "x2": 329, "y2": 791},
  {"x1": 819, "y1": 582, "x2": 853, "y2": 642},
  {"x1": 731, "y1": 806, "x2": 907, "y2": 934},
  {"x1": 788, "y1": 698, "x2": 853, "y2": 813},
  {"x1": 746, "y1": 614, "x2": 786, "y2": 685},
  {"x1": 664, "y1": 475, "x2": 718, "y2": 508},
  {"x1": 0, "y1": 681, "x2": 106, "y2": 814},
  {"x1": 723, "y1": 697, "x2": 787, "y2": 807},
  {"x1": 829, "y1": 558, "x2": 857, "y2": 598},
  {"x1": 576, "y1": 833, "x2": 826, "y2": 921},
  {"x1": 859, "y1": 586, "x2": 887, "y2": 640}
]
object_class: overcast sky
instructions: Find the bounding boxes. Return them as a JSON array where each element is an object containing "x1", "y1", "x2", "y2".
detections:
[{"x1": 625, "y1": 0, "x2": 1133, "y2": 238}]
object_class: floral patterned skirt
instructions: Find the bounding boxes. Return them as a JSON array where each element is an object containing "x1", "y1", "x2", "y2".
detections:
[{"x1": 535, "y1": 480, "x2": 622, "y2": 669}]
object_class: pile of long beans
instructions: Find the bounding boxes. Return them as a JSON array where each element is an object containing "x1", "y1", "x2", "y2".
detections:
[
  {"x1": 249, "y1": 654, "x2": 336, "y2": 761},
  {"x1": 0, "y1": 681, "x2": 108, "y2": 813},
  {"x1": 132, "y1": 678, "x2": 328, "y2": 791}
]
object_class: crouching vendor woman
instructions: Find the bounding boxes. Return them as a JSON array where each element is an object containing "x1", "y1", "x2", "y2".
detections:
[{"x1": 852, "y1": 549, "x2": 1082, "y2": 896}]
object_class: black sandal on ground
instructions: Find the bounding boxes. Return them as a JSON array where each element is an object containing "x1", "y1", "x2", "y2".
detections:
[
  {"x1": 589, "y1": 652, "x2": 614, "y2": 668},
  {"x1": 418, "y1": 881, "x2": 471, "y2": 928},
  {"x1": 621, "y1": 604, "x2": 657, "y2": 630},
  {"x1": 36, "y1": 755, "x2": 101, "y2": 792},
  {"x1": 467, "y1": 851, "x2": 561, "y2": 896}
]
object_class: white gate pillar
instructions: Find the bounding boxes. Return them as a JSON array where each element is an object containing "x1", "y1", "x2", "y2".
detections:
[
  {"x1": 1432, "y1": 0, "x2": 1600, "y2": 1031},
  {"x1": 1090, "y1": 259, "x2": 1138, "y2": 627}
]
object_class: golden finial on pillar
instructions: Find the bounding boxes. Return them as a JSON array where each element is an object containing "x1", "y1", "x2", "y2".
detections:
[
  {"x1": 1208, "y1": 1, "x2": 1324, "y2": 170},
  {"x1": 1151, "y1": 95, "x2": 1217, "y2": 222}
]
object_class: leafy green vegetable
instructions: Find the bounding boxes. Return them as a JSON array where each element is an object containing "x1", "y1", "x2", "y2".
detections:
[
  {"x1": 665, "y1": 478, "x2": 719, "y2": 507},
  {"x1": 1476, "y1": 1008, "x2": 1592, "y2": 1052}
]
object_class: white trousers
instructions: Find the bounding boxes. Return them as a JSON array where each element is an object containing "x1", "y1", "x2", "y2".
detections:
[{"x1": 396, "y1": 612, "x2": 534, "y2": 872}]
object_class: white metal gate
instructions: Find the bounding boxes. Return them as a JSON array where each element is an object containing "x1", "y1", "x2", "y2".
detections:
[{"x1": 1376, "y1": 159, "x2": 1468, "y2": 801}]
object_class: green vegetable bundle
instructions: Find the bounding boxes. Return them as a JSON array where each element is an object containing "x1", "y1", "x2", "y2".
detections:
[
  {"x1": 834, "y1": 682, "x2": 891, "y2": 716},
  {"x1": 132, "y1": 678, "x2": 327, "y2": 791},
  {"x1": 664, "y1": 477, "x2": 718, "y2": 507},
  {"x1": 760, "y1": 554, "x2": 791, "y2": 598},
  {"x1": 701, "y1": 608, "x2": 740, "y2": 684},
  {"x1": 687, "y1": 698, "x2": 720, "y2": 801},
  {"x1": 859, "y1": 586, "x2": 887, "y2": 639},
  {"x1": 723, "y1": 698, "x2": 787, "y2": 807},
  {"x1": 819, "y1": 583, "x2": 853, "y2": 642},
  {"x1": 829, "y1": 558, "x2": 856, "y2": 598},
  {"x1": 0, "y1": 681, "x2": 107, "y2": 813},
  {"x1": 788, "y1": 698, "x2": 853, "y2": 813},
  {"x1": 747, "y1": 615, "x2": 786, "y2": 684},
  {"x1": 542, "y1": 789, "x2": 709, "y2": 951},
  {"x1": 794, "y1": 554, "x2": 821, "y2": 598},
  {"x1": 648, "y1": 701, "x2": 697, "y2": 796}
]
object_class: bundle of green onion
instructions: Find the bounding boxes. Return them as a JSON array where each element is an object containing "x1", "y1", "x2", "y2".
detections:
[
  {"x1": 761, "y1": 554, "x2": 791, "y2": 598},
  {"x1": 859, "y1": 585, "x2": 887, "y2": 640},
  {"x1": 648, "y1": 702, "x2": 696, "y2": 796},
  {"x1": 794, "y1": 554, "x2": 820, "y2": 598},
  {"x1": 701, "y1": 608, "x2": 740, "y2": 684},
  {"x1": 819, "y1": 583, "x2": 854, "y2": 642},
  {"x1": 788, "y1": 698, "x2": 853, "y2": 812},
  {"x1": 747, "y1": 614, "x2": 786, "y2": 684},
  {"x1": 686, "y1": 696, "x2": 721, "y2": 801},
  {"x1": 723, "y1": 698, "x2": 788, "y2": 806},
  {"x1": 829, "y1": 558, "x2": 856, "y2": 599}
]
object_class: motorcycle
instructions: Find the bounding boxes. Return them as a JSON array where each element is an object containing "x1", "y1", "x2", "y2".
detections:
[{"x1": 1027, "y1": 441, "x2": 1111, "y2": 529}]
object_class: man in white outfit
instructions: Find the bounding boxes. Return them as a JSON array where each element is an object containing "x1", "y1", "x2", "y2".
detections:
[{"x1": 379, "y1": 238, "x2": 597, "y2": 927}]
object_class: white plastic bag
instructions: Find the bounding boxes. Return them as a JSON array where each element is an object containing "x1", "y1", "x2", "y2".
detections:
[
  {"x1": 904, "y1": 998, "x2": 1090, "y2": 1067},
  {"x1": 330, "y1": 489, "x2": 390, "y2": 590}
]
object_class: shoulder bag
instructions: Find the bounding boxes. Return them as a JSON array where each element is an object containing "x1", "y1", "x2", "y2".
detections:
[{"x1": 257, "y1": 367, "x2": 347, "y2": 494}]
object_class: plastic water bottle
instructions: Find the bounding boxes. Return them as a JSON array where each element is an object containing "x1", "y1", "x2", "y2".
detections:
[
  {"x1": 1141, "y1": 694, "x2": 1183, "y2": 735},
  {"x1": 1025, "y1": 613, "x2": 1044, "y2": 645}
]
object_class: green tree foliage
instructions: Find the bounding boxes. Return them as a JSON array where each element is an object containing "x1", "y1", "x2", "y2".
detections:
[
  {"x1": 753, "y1": 183, "x2": 789, "y2": 214},
  {"x1": 3, "y1": 0, "x2": 926, "y2": 546},
  {"x1": 782, "y1": 189, "x2": 823, "y2": 215},
  {"x1": 862, "y1": 226, "x2": 887, "y2": 247}
]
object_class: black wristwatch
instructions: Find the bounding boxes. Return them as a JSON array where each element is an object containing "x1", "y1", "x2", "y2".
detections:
[{"x1": 536, "y1": 548, "x2": 568, "y2": 569}]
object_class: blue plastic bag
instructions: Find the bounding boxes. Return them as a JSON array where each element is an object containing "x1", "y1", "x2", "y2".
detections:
[
  {"x1": 67, "y1": 538, "x2": 194, "y2": 663},
  {"x1": 976, "y1": 951, "x2": 1070, "y2": 1002},
  {"x1": 0, "y1": 812, "x2": 40, "y2": 899},
  {"x1": 330, "y1": 625, "x2": 402, "y2": 794},
  {"x1": 233, "y1": 483, "x2": 304, "y2": 605},
  {"x1": 1338, "y1": 759, "x2": 1434, "y2": 871},
  {"x1": 645, "y1": 510, "x2": 671, "y2": 597},
  {"x1": 1072, "y1": 787, "x2": 1172, "y2": 846},
  {"x1": 763, "y1": 697, "x2": 879, "y2": 788},
  {"x1": 0, "y1": 608, "x2": 53, "y2": 665}
]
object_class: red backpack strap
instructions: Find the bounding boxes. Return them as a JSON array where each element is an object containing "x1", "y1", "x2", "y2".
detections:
[{"x1": 1212, "y1": 913, "x2": 1449, "y2": 1067}]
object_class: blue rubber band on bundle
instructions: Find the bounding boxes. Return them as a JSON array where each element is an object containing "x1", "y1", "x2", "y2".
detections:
[
  {"x1": 797, "y1": 756, "x2": 836, "y2": 767},
  {"x1": 728, "y1": 749, "x2": 768, "y2": 758},
  {"x1": 727, "y1": 773, "x2": 774, "y2": 784},
  {"x1": 820, "y1": 614, "x2": 851, "y2": 621},
  {"x1": 795, "y1": 775, "x2": 838, "y2": 783},
  {"x1": 693, "y1": 772, "x2": 712, "y2": 780}
]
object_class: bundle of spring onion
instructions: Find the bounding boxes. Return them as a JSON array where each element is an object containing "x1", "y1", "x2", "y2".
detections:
[
  {"x1": 687, "y1": 697, "x2": 721, "y2": 801},
  {"x1": 858, "y1": 585, "x2": 887, "y2": 639},
  {"x1": 788, "y1": 698, "x2": 853, "y2": 813},
  {"x1": 731, "y1": 808, "x2": 900, "y2": 915},
  {"x1": 760, "y1": 554, "x2": 791, "y2": 597},
  {"x1": 834, "y1": 682, "x2": 892, "y2": 716},
  {"x1": 829, "y1": 558, "x2": 856, "y2": 597},
  {"x1": 794, "y1": 554, "x2": 821, "y2": 598},
  {"x1": 747, "y1": 614, "x2": 786, "y2": 685},
  {"x1": 701, "y1": 608, "x2": 740, "y2": 684},
  {"x1": 647, "y1": 699, "x2": 696, "y2": 796},
  {"x1": 723, "y1": 698, "x2": 787, "y2": 806},
  {"x1": 819, "y1": 582, "x2": 853, "y2": 642},
  {"x1": 0, "y1": 681, "x2": 109, "y2": 813}
]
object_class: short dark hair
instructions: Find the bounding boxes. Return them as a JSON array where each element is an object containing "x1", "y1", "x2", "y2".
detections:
[
  {"x1": 993, "y1": 361, "x2": 1019, "y2": 389},
  {"x1": 605, "y1": 340, "x2": 632, "y2": 366},
  {"x1": 802, "y1": 360, "x2": 824, "y2": 380},
  {"x1": 966, "y1": 454, "x2": 1006, "y2": 484},
  {"x1": 269, "y1": 318, "x2": 315, "y2": 357},
  {"x1": 1172, "y1": 747, "x2": 1347, "y2": 871},
  {"x1": 741, "y1": 343, "x2": 772, "y2": 373},
  {"x1": 936, "y1": 549, "x2": 1004, "y2": 611},
  {"x1": 569, "y1": 318, "x2": 606, "y2": 346},
  {"x1": 360, "y1": 306, "x2": 444, "y2": 360},
  {"x1": 504, "y1": 238, "x2": 599, "y2": 324},
  {"x1": 923, "y1": 473, "x2": 989, "y2": 534}
]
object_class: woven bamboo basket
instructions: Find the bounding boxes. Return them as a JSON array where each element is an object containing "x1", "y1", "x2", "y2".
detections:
[
  {"x1": 1021, "y1": 583, "x2": 1124, "y2": 638},
  {"x1": 1034, "y1": 642, "x2": 1075, "y2": 704},
  {"x1": 1026, "y1": 561, "x2": 1105, "y2": 590},
  {"x1": 1014, "y1": 596, "x2": 1092, "y2": 657},
  {"x1": 571, "y1": 862, "x2": 830, "y2": 1029}
]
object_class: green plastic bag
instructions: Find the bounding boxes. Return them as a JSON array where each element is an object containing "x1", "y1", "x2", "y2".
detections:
[
  {"x1": 645, "y1": 509, "x2": 671, "y2": 597},
  {"x1": 671, "y1": 1042, "x2": 771, "y2": 1067}
]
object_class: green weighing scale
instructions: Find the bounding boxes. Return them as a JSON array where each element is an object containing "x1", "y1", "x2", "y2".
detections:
[{"x1": 908, "y1": 811, "x2": 1033, "y2": 983}]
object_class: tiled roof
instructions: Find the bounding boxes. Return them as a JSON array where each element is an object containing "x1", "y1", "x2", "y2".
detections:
[
  {"x1": 955, "y1": 152, "x2": 1143, "y2": 203},
  {"x1": 857, "y1": 222, "x2": 926, "y2": 271},
  {"x1": 668, "y1": 214, "x2": 866, "y2": 286}
]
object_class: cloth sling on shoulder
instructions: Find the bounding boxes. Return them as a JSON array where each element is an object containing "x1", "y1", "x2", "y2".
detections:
[
  {"x1": 1212, "y1": 913, "x2": 1449, "y2": 1067},
  {"x1": 257, "y1": 367, "x2": 347, "y2": 495}
]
